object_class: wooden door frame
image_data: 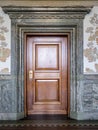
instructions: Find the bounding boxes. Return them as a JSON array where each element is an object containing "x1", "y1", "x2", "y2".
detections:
[{"x1": 24, "y1": 33, "x2": 70, "y2": 117}]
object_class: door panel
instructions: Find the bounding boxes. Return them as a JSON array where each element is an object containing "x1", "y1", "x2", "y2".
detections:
[
  {"x1": 27, "y1": 36, "x2": 68, "y2": 115},
  {"x1": 35, "y1": 79, "x2": 59, "y2": 102},
  {"x1": 35, "y1": 44, "x2": 59, "y2": 70}
]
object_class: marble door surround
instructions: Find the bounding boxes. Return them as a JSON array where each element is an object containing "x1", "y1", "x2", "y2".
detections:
[{"x1": 0, "y1": 6, "x2": 94, "y2": 120}]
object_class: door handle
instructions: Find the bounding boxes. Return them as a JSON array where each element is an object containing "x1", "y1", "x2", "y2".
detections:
[{"x1": 29, "y1": 70, "x2": 33, "y2": 79}]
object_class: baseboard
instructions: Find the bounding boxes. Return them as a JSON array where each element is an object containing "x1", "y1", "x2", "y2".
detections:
[
  {"x1": 0, "y1": 112, "x2": 24, "y2": 120},
  {"x1": 70, "y1": 111, "x2": 98, "y2": 120}
]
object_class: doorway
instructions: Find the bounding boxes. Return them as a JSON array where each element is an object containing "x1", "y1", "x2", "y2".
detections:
[
  {"x1": 26, "y1": 35, "x2": 70, "y2": 116},
  {"x1": 2, "y1": 6, "x2": 91, "y2": 120}
]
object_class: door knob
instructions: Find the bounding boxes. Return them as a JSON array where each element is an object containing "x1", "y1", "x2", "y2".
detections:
[{"x1": 29, "y1": 70, "x2": 33, "y2": 79}]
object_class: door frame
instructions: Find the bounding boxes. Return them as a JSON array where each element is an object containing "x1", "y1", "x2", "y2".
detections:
[
  {"x1": 24, "y1": 33, "x2": 70, "y2": 117},
  {"x1": 2, "y1": 6, "x2": 91, "y2": 120}
]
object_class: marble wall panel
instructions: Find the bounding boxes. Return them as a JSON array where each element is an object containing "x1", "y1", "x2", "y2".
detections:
[
  {"x1": 0, "y1": 80, "x2": 16, "y2": 113},
  {"x1": 82, "y1": 83, "x2": 98, "y2": 112}
]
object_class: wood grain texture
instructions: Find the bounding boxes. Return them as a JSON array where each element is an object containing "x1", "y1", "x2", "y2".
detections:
[
  {"x1": 26, "y1": 36, "x2": 68, "y2": 115},
  {"x1": 35, "y1": 44, "x2": 59, "y2": 70},
  {"x1": 35, "y1": 79, "x2": 59, "y2": 102}
]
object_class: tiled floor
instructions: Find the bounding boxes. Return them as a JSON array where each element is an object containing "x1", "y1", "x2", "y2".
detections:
[
  {"x1": 0, "y1": 126, "x2": 98, "y2": 130},
  {"x1": 0, "y1": 116, "x2": 98, "y2": 130}
]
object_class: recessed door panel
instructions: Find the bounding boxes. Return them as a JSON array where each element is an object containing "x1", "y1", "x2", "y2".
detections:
[
  {"x1": 35, "y1": 79, "x2": 59, "y2": 102},
  {"x1": 27, "y1": 36, "x2": 68, "y2": 115},
  {"x1": 35, "y1": 44, "x2": 59, "y2": 70}
]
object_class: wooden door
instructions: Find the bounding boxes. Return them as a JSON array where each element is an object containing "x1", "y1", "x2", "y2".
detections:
[{"x1": 26, "y1": 36, "x2": 68, "y2": 115}]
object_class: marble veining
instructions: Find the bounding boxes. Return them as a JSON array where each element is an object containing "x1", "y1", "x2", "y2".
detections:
[{"x1": 82, "y1": 83, "x2": 98, "y2": 112}]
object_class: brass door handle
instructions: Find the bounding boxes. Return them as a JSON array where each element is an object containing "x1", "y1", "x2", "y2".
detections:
[{"x1": 29, "y1": 70, "x2": 33, "y2": 79}]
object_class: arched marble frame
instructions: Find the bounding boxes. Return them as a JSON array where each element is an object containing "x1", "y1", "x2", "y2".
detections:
[{"x1": 2, "y1": 7, "x2": 91, "y2": 120}]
